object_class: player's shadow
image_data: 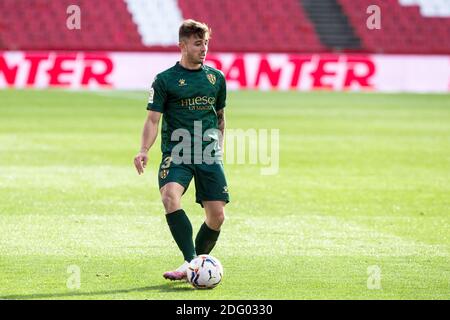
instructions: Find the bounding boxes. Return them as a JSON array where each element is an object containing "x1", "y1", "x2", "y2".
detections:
[{"x1": 0, "y1": 282, "x2": 192, "y2": 300}]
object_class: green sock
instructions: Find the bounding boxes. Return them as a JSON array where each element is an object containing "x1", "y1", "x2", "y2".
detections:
[
  {"x1": 165, "y1": 209, "x2": 196, "y2": 262},
  {"x1": 195, "y1": 222, "x2": 220, "y2": 255}
]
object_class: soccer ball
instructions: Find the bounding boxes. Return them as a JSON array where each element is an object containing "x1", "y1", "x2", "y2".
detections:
[{"x1": 187, "y1": 255, "x2": 224, "y2": 289}]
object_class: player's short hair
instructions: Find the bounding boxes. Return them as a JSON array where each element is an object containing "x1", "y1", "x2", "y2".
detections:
[{"x1": 179, "y1": 19, "x2": 211, "y2": 42}]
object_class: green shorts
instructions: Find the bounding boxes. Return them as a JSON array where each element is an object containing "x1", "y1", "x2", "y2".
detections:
[{"x1": 158, "y1": 155, "x2": 230, "y2": 206}]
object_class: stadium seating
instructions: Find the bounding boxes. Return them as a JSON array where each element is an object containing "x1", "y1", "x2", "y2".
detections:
[
  {"x1": 0, "y1": 0, "x2": 448, "y2": 54},
  {"x1": 0, "y1": 0, "x2": 144, "y2": 51},
  {"x1": 0, "y1": 0, "x2": 324, "y2": 53},
  {"x1": 399, "y1": 0, "x2": 450, "y2": 17},
  {"x1": 177, "y1": 0, "x2": 325, "y2": 53},
  {"x1": 338, "y1": 0, "x2": 450, "y2": 54},
  {"x1": 125, "y1": 0, "x2": 182, "y2": 47}
]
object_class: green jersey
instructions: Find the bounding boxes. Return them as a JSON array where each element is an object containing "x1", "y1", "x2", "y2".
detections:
[{"x1": 147, "y1": 62, "x2": 226, "y2": 161}]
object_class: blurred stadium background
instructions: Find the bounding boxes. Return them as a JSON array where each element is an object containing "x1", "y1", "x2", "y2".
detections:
[
  {"x1": 0, "y1": 0, "x2": 449, "y2": 299},
  {"x1": 0, "y1": 0, "x2": 449, "y2": 91}
]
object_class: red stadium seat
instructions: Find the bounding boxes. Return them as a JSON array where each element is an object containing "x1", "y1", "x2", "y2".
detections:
[
  {"x1": 0, "y1": 0, "x2": 144, "y2": 51},
  {"x1": 338, "y1": 0, "x2": 450, "y2": 54},
  {"x1": 177, "y1": 0, "x2": 325, "y2": 53},
  {"x1": 0, "y1": 0, "x2": 447, "y2": 54}
]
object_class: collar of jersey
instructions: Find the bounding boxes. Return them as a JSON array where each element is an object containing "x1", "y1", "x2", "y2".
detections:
[{"x1": 176, "y1": 61, "x2": 204, "y2": 72}]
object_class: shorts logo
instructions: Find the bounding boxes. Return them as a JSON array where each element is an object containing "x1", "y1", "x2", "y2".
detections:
[
  {"x1": 223, "y1": 186, "x2": 228, "y2": 193},
  {"x1": 207, "y1": 74, "x2": 216, "y2": 85},
  {"x1": 160, "y1": 169, "x2": 169, "y2": 179}
]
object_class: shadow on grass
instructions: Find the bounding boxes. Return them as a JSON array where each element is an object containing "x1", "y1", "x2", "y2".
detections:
[{"x1": 0, "y1": 282, "x2": 193, "y2": 300}]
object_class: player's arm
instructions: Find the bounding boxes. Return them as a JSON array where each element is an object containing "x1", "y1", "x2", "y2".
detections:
[
  {"x1": 134, "y1": 110, "x2": 162, "y2": 175},
  {"x1": 216, "y1": 72, "x2": 227, "y2": 151},
  {"x1": 217, "y1": 108, "x2": 226, "y2": 151}
]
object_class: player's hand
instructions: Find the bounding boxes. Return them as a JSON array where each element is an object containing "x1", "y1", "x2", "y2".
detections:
[{"x1": 134, "y1": 151, "x2": 148, "y2": 175}]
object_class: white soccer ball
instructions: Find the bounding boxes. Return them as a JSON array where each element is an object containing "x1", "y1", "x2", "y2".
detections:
[{"x1": 187, "y1": 255, "x2": 224, "y2": 289}]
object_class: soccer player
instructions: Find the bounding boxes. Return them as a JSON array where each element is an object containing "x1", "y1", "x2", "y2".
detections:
[{"x1": 133, "y1": 19, "x2": 229, "y2": 281}]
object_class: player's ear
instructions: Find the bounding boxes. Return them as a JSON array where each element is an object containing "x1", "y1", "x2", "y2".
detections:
[{"x1": 179, "y1": 39, "x2": 186, "y2": 52}]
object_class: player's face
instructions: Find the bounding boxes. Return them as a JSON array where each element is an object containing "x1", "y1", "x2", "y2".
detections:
[{"x1": 181, "y1": 34, "x2": 209, "y2": 65}]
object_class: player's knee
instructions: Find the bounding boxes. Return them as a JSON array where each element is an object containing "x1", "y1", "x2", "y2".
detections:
[
  {"x1": 161, "y1": 192, "x2": 180, "y2": 212},
  {"x1": 218, "y1": 211, "x2": 226, "y2": 226},
  {"x1": 212, "y1": 210, "x2": 226, "y2": 228}
]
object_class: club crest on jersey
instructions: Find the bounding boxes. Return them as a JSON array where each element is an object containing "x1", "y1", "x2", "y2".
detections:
[
  {"x1": 207, "y1": 74, "x2": 216, "y2": 85},
  {"x1": 160, "y1": 169, "x2": 169, "y2": 179},
  {"x1": 178, "y1": 79, "x2": 186, "y2": 86}
]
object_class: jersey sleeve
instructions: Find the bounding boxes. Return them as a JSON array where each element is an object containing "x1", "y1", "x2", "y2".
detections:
[
  {"x1": 147, "y1": 75, "x2": 167, "y2": 113},
  {"x1": 215, "y1": 72, "x2": 227, "y2": 111}
]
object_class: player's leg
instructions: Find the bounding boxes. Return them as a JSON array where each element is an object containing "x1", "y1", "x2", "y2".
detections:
[
  {"x1": 161, "y1": 183, "x2": 194, "y2": 258},
  {"x1": 160, "y1": 182, "x2": 184, "y2": 213},
  {"x1": 193, "y1": 162, "x2": 229, "y2": 255},
  {"x1": 161, "y1": 182, "x2": 194, "y2": 280},
  {"x1": 203, "y1": 200, "x2": 226, "y2": 231},
  {"x1": 158, "y1": 156, "x2": 195, "y2": 280},
  {"x1": 196, "y1": 200, "x2": 226, "y2": 255}
]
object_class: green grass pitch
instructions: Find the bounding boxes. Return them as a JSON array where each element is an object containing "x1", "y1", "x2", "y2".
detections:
[{"x1": 0, "y1": 89, "x2": 449, "y2": 299}]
